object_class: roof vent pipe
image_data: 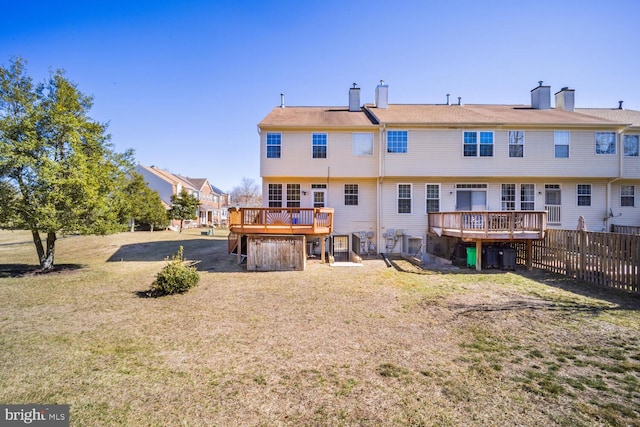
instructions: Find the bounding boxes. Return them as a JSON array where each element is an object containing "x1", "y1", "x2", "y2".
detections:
[
  {"x1": 618, "y1": 100, "x2": 624, "y2": 110},
  {"x1": 457, "y1": 97, "x2": 462, "y2": 106},
  {"x1": 280, "y1": 93, "x2": 285, "y2": 108},
  {"x1": 446, "y1": 94, "x2": 450, "y2": 105}
]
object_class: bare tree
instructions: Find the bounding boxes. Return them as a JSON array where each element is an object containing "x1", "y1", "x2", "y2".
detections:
[{"x1": 230, "y1": 177, "x2": 261, "y2": 207}]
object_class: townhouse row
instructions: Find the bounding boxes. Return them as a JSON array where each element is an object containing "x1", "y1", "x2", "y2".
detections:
[{"x1": 258, "y1": 82, "x2": 640, "y2": 258}]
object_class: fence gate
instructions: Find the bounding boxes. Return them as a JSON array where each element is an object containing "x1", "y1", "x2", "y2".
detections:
[{"x1": 332, "y1": 235, "x2": 349, "y2": 262}]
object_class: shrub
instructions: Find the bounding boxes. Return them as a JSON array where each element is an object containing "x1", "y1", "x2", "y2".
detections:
[{"x1": 149, "y1": 246, "x2": 200, "y2": 296}]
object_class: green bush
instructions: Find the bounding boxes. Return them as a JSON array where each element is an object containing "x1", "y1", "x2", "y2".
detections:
[{"x1": 150, "y1": 246, "x2": 200, "y2": 296}]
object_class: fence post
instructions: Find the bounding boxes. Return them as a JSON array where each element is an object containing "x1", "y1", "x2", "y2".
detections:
[{"x1": 579, "y1": 230, "x2": 587, "y2": 280}]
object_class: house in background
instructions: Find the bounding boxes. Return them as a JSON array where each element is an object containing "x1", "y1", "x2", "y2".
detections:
[
  {"x1": 209, "y1": 184, "x2": 230, "y2": 226},
  {"x1": 257, "y1": 82, "x2": 640, "y2": 262},
  {"x1": 136, "y1": 164, "x2": 229, "y2": 228}
]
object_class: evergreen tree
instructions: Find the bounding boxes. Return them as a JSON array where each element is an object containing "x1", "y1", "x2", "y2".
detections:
[
  {"x1": 168, "y1": 190, "x2": 200, "y2": 233},
  {"x1": 122, "y1": 172, "x2": 169, "y2": 232},
  {"x1": 0, "y1": 57, "x2": 133, "y2": 270}
]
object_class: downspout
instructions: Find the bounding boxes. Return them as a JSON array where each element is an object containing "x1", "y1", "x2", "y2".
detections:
[{"x1": 378, "y1": 124, "x2": 385, "y2": 255}]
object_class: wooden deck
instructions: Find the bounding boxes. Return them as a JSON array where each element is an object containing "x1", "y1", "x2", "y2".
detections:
[
  {"x1": 428, "y1": 211, "x2": 547, "y2": 241},
  {"x1": 228, "y1": 207, "x2": 334, "y2": 235},
  {"x1": 428, "y1": 211, "x2": 547, "y2": 271}
]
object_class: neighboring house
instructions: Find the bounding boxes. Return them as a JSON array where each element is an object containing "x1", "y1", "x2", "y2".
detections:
[
  {"x1": 209, "y1": 184, "x2": 230, "y2": 226},
  {"x1": 136, "y1": 165, "x2": 229, "y2": 228},
  {"x1": 258, "y1": 82, "x2": 640, "y2": 259}
]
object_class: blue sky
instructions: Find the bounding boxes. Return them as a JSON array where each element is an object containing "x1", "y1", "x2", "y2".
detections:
[{"x1": 2, "y1": 0, "x2": 639, "y2": 192}]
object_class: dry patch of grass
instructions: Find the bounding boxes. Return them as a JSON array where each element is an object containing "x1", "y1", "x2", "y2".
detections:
[{"x1": 1, "y1": 229, "x2": 639, "y2": 426}]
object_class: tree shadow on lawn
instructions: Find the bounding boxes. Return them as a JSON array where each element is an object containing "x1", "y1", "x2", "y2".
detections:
[
  {"x1": 391, "y1": 257, "x2": 640, "y2": 312},
  {"x1": 107, "y1": 238, "x2": 243, "y2": 273},
  {"x1": 0, "y1": 263, "x2": 84, "y2": 278}
]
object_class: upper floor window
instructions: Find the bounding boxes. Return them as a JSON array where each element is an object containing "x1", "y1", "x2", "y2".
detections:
[
  {"x1": 621, "y1": 185, "x2": 635, "y2": 207},
  {"x1": 577, "y1": 184, "x2": 591, "y2": 206},
  {"x1": 595, "y1": 132, "x2": 616, "y2": 155},
  {"x1": 501, "y1": 184, "x2": 516, "y2": 210},
  {"x1": 268, "y1": 184, "x2": 282, "y2": 207},
  {"x1": 353, "y1": 133, "x2": 374, "y2": 156},
  {"x1": 624, "y1": 135, "x2": 639, "y2": 157},
  {"x1": 425, "y1": 184, "x2": 440, "y2": 213},
  {"x1": 554, "y1": 131, "x2": 570, "y2": 158},
  {"x1": 521, "y1": 184, "x2": 535, "y2": 210},
  {"x1": 286, "y1": 184, "x2": 300, "y2": 208},
  {"x1": 463, "y1": 131, "x2": 493, "y2": 157},
  {"x1": 509, "y1": 131, "x2": 524, "y2": 158},
  {"x1": 344, "y1": 184, "x2": 358, "y2": 206},
  {"x1": 266, "y1": 133, "x2": 281, "y2": 159},
  {"x1": 387, "y1": 130, "x2": 408, "y2": 153},
  {"x1": 397, "y1": 184, "x2": 412, "y2": 214},
  {"x1": 312, "y1": 133, "x2": 327, "y2": 159}
]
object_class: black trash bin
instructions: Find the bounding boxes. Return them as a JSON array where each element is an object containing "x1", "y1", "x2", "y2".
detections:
[
  {"x1": 500, "y1": 247, "x2": 516, "y2": 270},
  {"x1": 482, "y1": 246, "x2": 500, "y2": 269}
]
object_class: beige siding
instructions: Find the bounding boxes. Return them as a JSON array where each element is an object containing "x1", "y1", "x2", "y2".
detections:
[
  {"x1": 261, "y1": 131, "x2": 378, "y2": 178},
  {"x1": 611, "y1": 182, "x2": 640, "y2": 227},
  {"x1": 382, "y1": 129, "x2": 621, "y2": 178},
  {"x1": 261, "y1": 178, "x2": 377, "y2": 234}
]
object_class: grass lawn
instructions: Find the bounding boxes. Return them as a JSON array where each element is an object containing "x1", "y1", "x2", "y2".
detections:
[{"x1": 1, "y1": 229, "x2": 639, "y2": 426}]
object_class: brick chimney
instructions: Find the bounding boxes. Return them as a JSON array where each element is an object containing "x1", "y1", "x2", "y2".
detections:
[{"x1": 531, "y1": 81, "x2": 551, "y2": 110}]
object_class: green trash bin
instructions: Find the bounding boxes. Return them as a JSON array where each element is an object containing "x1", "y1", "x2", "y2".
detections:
[{"x1": 466, "y1": 247, "x2": 476, "y2": 268}]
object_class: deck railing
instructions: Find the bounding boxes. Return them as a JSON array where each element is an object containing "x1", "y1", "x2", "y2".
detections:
[
  {"x1": 228, "y1": 207, "x2": 334, "y2": 235},
  {"x1": 428, "y1": 211, "x2": 547, "y2": 240}
]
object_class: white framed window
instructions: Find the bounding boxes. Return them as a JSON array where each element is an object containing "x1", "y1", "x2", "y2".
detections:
[
  {"x1": 621, "y1": 185, "x2": 635, "y2": 207},
  {"x1": 577, "y1": 184, "x2": 591, "y2": 206},
  {"x1": 595, "y1": 132, "x2": 616, "y2": 155},
  {"x1": 268, "y1": 184, "x2": 282, "y2": 207},
  {"x1": 397, "y1": 184, "x2": 412, "y2": 214},
  {"x1": 387, "y1": 130, "x2": 408, "y2": 153},
  {"x1": 501, "y1": 184, "x2": 516, "y2": 210},
  {"x1": 521, "y1": 184, "x2": 535, "y2": 210},
  {"x1": 312, "y1": 133, "x2": 327, "y2": 159},
  {"x1": 344, "y1": 184, "x2": 358, "y2": 206},
  {"x1": 425, "y1": 184, "x2": 440, "y2": 213},
  {"x1": 464, "y1": 131, "x2": 494, "y2": 157},
  {"x1": 624, "y1": 135, "x2": 639, "y2": 157},
  {"x1": 353, "y1": 133, "x2": 374, "y2": 156},
  {"x1": 509, "y1": 131, "x2": 524, "y2": 158},
  {"x1": 266, "y1": 133, "x2": 281, "y2": 159},
  {"x1": 554, "y1": 131, "x2": 570, "y2": 158}
]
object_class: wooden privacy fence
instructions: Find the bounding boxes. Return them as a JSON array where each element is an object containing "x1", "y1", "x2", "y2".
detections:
[{"x1": 513, "y1": 229, "x2": 639, "y2": 294}]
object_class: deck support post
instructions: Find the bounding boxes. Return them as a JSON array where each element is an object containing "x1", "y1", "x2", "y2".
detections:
[
  {"x1": 526, "y1": 239, "x2": 533, "y2": 271},
  {"x1": 476, "y1": 240, "x2": 482, "y2": 271},
  {"x1": 237, "y1": 234, "x2": 243, "y2": 264},
  {"x1": 321, "y1": 236, "x2": 326, "y2": 263}
]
